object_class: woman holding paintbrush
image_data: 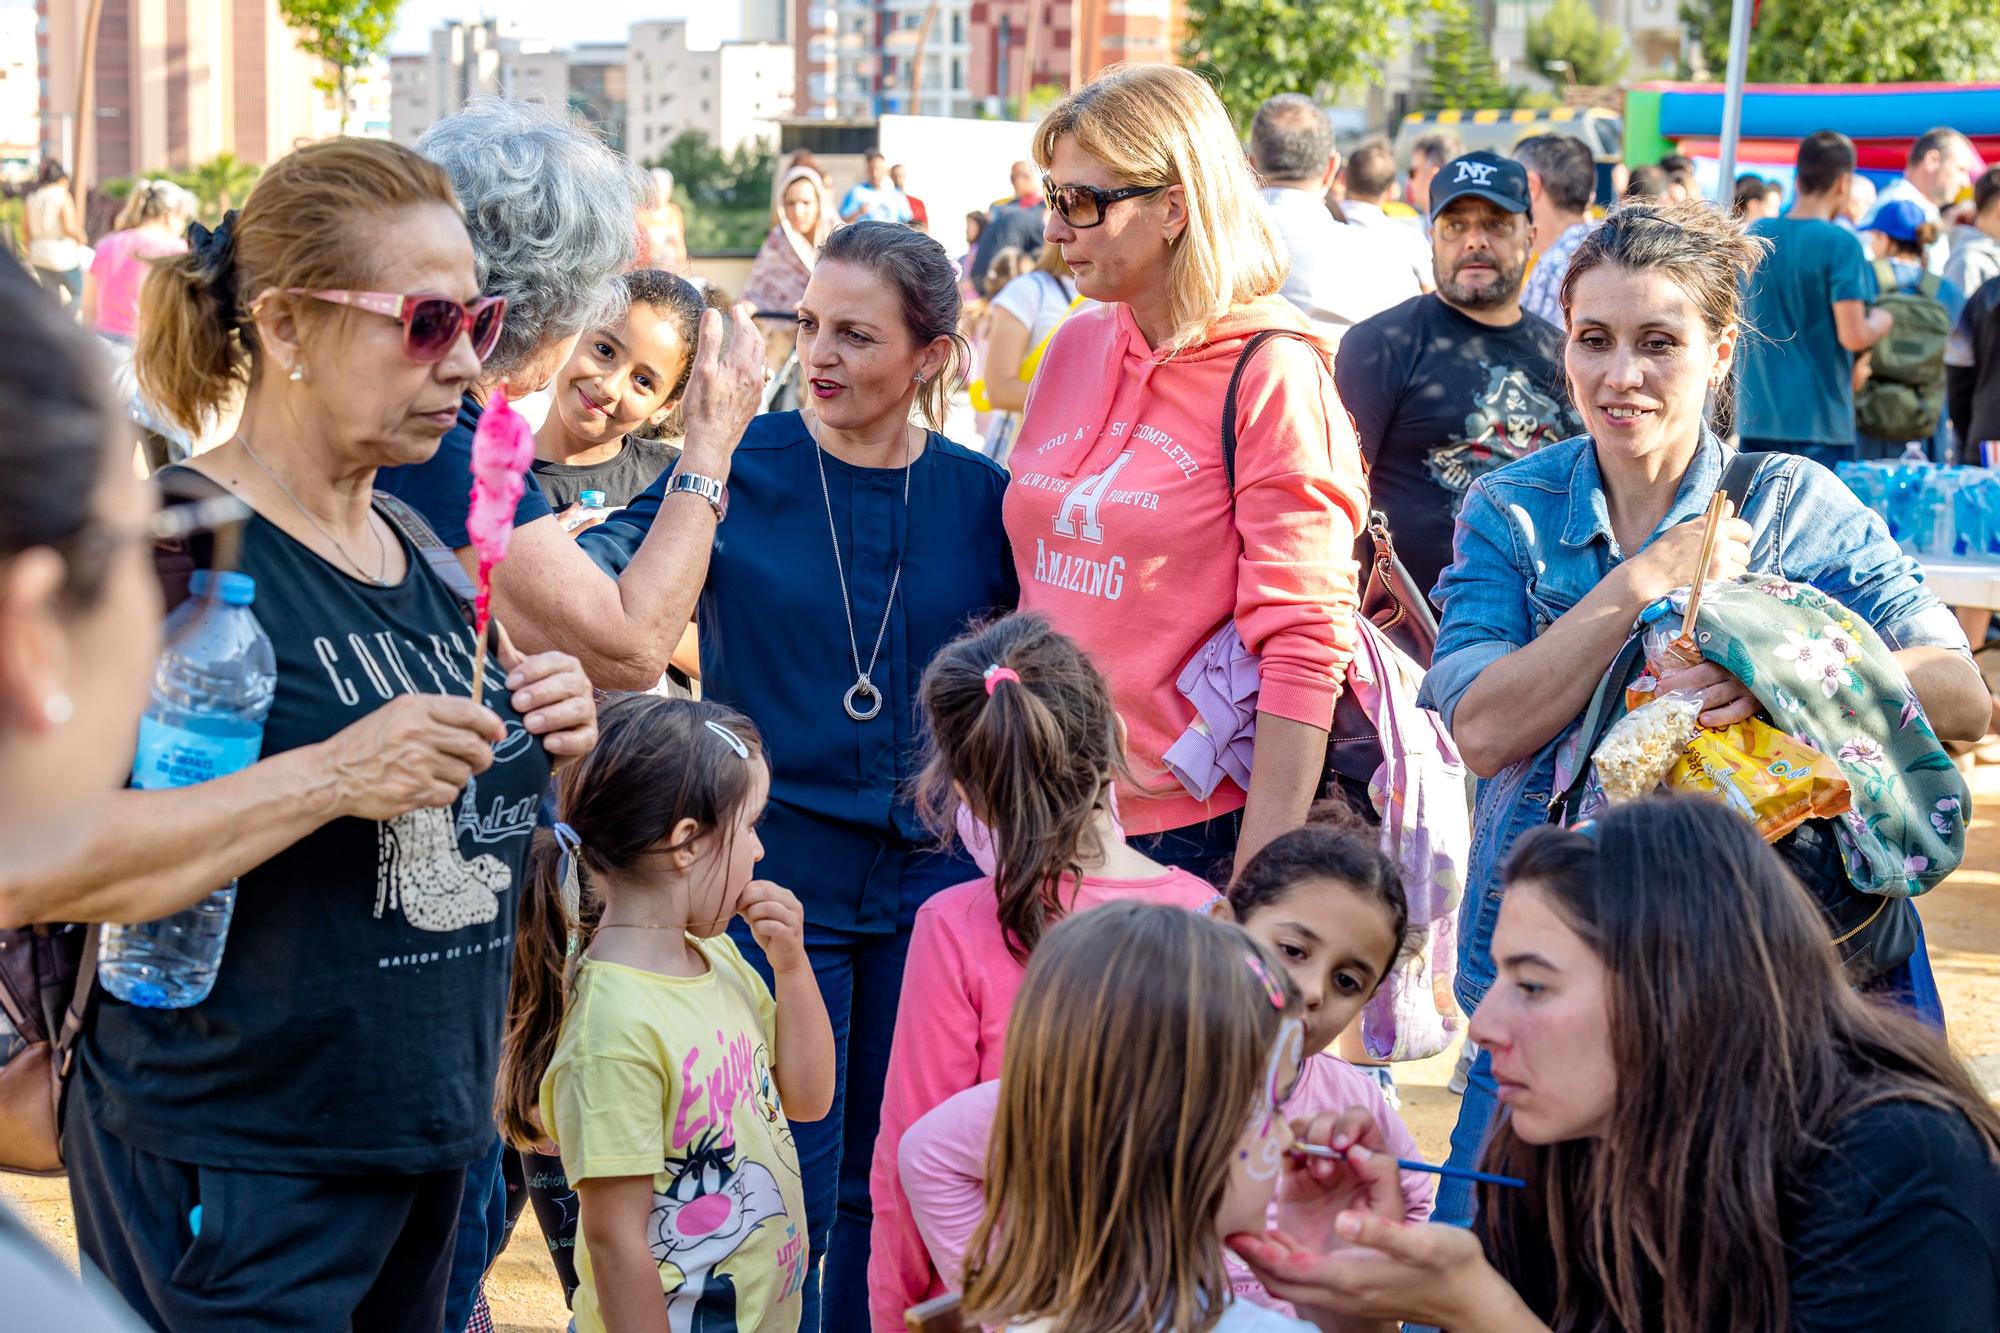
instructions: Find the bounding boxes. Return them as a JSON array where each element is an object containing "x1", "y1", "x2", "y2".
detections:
[
  {"x1": 1413, "y1": 199, "x2": 1990, "y2": 1228},
  {"x1": 1233, "y1": 797, "x2": 2000, "y2": 1331},
  {"x1": 1, "y1": 138, "x2": 598, "y2": 1333}
]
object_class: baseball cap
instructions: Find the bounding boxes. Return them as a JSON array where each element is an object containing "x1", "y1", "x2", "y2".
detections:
[
  {"x1": 1429, "y1": 151, "x2": 1532, "y2": 221},
  {"x1": 1863, "y1": 198, "x2": 1929, "y2": 243}
]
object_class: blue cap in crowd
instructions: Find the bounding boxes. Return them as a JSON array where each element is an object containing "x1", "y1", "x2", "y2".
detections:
[{"x1": 1863, "y1": 198, "x2": 1930, "y2": 243}]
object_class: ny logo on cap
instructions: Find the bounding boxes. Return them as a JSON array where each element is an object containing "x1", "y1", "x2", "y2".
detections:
[{"x1": 1454, "y1": 160, "x2": 1498, "y2": 185}]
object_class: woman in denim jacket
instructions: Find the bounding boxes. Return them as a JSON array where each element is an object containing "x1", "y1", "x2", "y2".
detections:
[{"x1": 1416, "y1": 201, "x2": 1991, "y2": 1227}]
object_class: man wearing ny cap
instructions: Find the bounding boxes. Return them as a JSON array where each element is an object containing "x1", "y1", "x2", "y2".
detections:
[{"x1": 1334, "y1": 150, "x2": 1582, "y2": 601}]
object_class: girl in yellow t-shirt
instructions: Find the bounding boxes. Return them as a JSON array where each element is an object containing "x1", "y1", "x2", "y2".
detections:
[{"x1": 499, "y1": 695, "x2": 836, "y2": 1332}]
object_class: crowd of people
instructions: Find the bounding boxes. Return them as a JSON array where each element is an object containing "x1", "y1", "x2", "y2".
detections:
[{"x1": 6, "y1": 60, "x2": 2000, "y2": 1333}]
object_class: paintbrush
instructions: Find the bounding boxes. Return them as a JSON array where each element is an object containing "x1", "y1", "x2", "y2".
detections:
[{"x1": 1288, "y1": 1140, "x2": 1527, "y2": 1189}]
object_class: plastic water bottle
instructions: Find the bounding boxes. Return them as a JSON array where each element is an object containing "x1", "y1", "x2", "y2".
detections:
[
  {"x1": 100, "y1": 572, "x2": 275, "y2": 1008},
  {"x1": 561, "y1": 489, "x2": 609, "y2": 533},
  {"x1": 1900, "y1": 440, "x2": 1930, "y2": 464}
]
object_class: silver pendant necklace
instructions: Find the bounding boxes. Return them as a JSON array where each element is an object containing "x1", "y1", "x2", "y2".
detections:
[
  {"x1": 810, "y1": 417, "x2": 913, "y2": 722},
  {"x1": 237, "y1": 431, "x2": 390, "y2": 586}
]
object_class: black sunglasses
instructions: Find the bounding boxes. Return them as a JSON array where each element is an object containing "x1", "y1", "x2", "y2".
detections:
[{"x1": 1042, "y1": 174, "x2": 1168, "y2": 229}]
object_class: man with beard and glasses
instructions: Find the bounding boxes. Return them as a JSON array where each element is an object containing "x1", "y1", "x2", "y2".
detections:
[{"x1": 1335, "y1": 150, "x2": 1582, "y2": 601}]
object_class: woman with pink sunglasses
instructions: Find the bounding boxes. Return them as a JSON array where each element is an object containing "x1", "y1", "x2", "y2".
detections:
[{"x1": 9, "y1": 137, "x2": 600, "y2": 1333}]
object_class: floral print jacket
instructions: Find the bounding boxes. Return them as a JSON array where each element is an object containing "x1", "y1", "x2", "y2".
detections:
[{"x1": 1588, "y1": 575, "x2": 1969, "y2": 897}]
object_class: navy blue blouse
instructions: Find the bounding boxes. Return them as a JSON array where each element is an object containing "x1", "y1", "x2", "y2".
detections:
[
  {"x1": 376, "y1": 393, "x2": 553, "y2": 548},
  {"x1": 580, "y1": 411, "x2": 1017, "y2": 932}
]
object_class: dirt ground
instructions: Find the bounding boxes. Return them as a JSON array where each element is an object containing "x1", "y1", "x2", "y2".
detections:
[{"x1": 10, "y1": 768, "x2": 2000, "y2": 1332}]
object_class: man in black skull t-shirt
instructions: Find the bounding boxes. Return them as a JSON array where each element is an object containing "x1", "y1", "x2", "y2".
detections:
[{"x1": 1335, "y1": 151, "x2": 1583, "y2": 602}]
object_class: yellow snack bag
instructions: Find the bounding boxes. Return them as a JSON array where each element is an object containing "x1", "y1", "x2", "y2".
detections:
[{"x1": 1668, "y1": 719, "x2": 1851, "y2": 842}]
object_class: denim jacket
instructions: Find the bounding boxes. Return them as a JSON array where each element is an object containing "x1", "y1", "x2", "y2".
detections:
[{"x1": 1416, "y1": 431, "x2": 1969, "y2": 1013}]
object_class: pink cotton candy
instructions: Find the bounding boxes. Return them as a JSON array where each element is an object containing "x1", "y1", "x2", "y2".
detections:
[{"x1": 466, "y1": 386, "x2": 535, "y2": 630}]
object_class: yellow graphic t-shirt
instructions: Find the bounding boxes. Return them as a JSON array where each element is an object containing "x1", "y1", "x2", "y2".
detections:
[{"x1": 542, "y1": 936, "x2": 808, "y2": 1333}]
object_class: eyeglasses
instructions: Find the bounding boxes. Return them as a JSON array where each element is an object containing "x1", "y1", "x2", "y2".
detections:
[
  {"x1": 286, "y1": 289, "x2": 507, "y2": 364},
  {"x1": 1041, "y1": 174, "x2": 1168, "y2": 229}
]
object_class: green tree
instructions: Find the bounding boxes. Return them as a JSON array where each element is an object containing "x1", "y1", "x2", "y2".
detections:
[
  {"x1": 1527, "y1": 0, "x2": 1629, "y2": 88},
  {"x1": 652, "y1": 132, "x2": 779, "y2": 252},
  {"x1": 275, "y1": 0, "x2": 402, "y2": 133},
  {"x1": 1424, "y1": 1, "x2": 1512, "y2": 110},
  {"x1": 176, "y1": 153, "x2": 262, "y2": 220},
  {"x1": 1182, "y1": 0, "x2": 1448, "y2": 129},
  {"x1": 1682, "y1": 0, "x2": 2000, "y2": 82}
]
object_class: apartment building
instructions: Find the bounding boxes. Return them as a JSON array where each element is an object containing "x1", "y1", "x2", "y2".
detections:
[
  {"x1": 627, "y1": 19, "x2": 795, "y2": 158},
  {"x1": 39, "y1": 0, "x2": 335, "y2": 181}
]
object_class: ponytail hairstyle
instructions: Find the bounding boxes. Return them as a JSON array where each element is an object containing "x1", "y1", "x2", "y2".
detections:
[
  {"x1": 114, "y1": 179, "x2": 193, "y2": 232},
  {"x1": 135, "y1": 137, "x2": 462, "y2": 436},
  {"x1": 1228, "y1": 801, "x2": 1410, "y2": 979},
  {"x1": 963, "y1": 903, "x2": 1301, "y2": 1331},
  {"x1": 916, "y1": 613, "x2": 1128, "y2": 961},
  {"x1": 496, "y1": 694, "x2": 768, "y2": 1150}
]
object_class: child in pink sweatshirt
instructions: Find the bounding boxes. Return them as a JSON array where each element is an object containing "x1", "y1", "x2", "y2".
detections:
[
  {"x1": 896, "y1": 819, "x2": 1435, "y2": 1312},
  {"x1": 866, "y1": 614, "x2": 1221, "y2": 1330}
]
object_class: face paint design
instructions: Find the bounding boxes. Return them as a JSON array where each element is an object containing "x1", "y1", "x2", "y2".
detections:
[{"x1": 1246, "y1": 1017, "x2": 1306, "y2": 1182}]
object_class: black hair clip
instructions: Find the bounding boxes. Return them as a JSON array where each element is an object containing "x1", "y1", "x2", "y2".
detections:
[{"x1": 186, "y1": 210, "x2": 240, "y2": 315}]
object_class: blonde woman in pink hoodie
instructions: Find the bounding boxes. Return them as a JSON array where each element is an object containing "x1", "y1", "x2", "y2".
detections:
[{"x1": 1003, "y1": 65, "x2": 1368, "y2": 885}]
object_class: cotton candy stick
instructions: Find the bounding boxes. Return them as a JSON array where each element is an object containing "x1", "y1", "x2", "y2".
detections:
[{"x1": 465, "y1": 386, "x2": 535, "y2": 703}]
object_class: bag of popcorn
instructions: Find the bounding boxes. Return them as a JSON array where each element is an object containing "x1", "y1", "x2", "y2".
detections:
[{"x1": 1592, "y1": 690, "x2": 1702, "y2": 805}]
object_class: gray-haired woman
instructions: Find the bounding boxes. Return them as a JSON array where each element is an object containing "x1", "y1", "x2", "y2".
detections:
[{"x1": 375, "y1": 96, "x2": 768, "y2": 695}]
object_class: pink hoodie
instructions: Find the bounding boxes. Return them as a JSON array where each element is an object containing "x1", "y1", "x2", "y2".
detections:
[
  {"x1": 1002, "y1": 296, "x2": 1366, "y2": 836},
  {"x1": 865, "y1": 868, "x2": 1220, "y2": 1330}
]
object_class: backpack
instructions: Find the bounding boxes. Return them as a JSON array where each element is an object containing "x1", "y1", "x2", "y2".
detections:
[
  {"x1": 1221, "y1": 330, "x2": 1469, "y2": 1061},
  {"x1": 0, "y1": 484, "x2": 478, "y2": 1175},
  {"x1": 1856, "y1": 259, "x2": 1953, "y2": 443}
]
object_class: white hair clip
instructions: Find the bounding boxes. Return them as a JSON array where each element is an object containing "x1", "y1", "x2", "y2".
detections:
[{"x1": 704, "y1": 719, "x2": 751, "y2": 758}]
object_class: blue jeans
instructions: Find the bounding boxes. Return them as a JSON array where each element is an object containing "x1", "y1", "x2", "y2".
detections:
[
  {"x1": 1129, "y1": 811, "x2": 1241, "y2": 889},
  {"x1": 729, "y1": 845, "x2": 975, "y2": 1333},
  {"x1": 1435, "y1": 912, "x2": 1949, "y2": 1231},
  {"x1": 441, "y1": 1134, "x2": 508, "y2": 1331}
]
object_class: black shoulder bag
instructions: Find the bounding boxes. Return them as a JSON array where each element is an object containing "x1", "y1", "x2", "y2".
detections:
[{"x1": 1220, "y1": 329, "x2": 1439, "y2": 805}]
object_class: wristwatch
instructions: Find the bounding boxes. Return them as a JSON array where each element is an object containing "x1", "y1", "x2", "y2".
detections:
[{"x1": 665, "y1": 470, "x2": 728, "y2": 522}]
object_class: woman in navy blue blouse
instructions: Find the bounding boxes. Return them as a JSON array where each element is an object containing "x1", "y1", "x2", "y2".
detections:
[{"x1": 581, "y1": 221, "x2": 1016, "y2": 1329}]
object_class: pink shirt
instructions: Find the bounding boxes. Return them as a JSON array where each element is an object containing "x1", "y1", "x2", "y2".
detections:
[
  {"x1": 896, "y1": 1055, "x2": 1434, "y2": 1313},
  {"x1": 866, "y1": 868, "x2": 1220, "y2": 1330},
  {"x1": 88, "y1": 228, "x2": 185, "y2": 339},
  {"x1": 1003, "y1": 296, "x2": 1367, "y2": 835}
]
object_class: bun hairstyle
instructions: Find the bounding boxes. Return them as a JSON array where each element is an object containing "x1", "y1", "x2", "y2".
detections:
[
  {"x1": 917, "y1": 614, "x2": 1127, "y2": 961},
  {"x1": 1558, "y1": 199, "x2": 1770, "y2": 420},
  {"x1": 963, "y1": 902, "x2": 1298, "y2": 1331},
  {"x1": 496, "y1": 694, "x2": 767, "y2": 1149},
  {"x1": 818, "y1": 219, "x2": 967, "y2": 431},
  {"x1": 135, "y1": 138, "x2": 463, "y2": 436}
]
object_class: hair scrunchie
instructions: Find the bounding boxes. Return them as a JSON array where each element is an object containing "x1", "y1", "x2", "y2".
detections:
[{"x1": 185, "y1": 210, "x2": 240, "y2": 319}]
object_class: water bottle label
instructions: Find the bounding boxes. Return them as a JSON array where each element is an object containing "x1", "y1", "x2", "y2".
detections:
[{"x1": 131, "y1": 716, "x2": 262, "y2": 790}]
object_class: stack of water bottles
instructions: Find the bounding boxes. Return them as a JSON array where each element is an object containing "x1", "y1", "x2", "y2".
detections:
[
  {"x1": 1836, "y1": 446, "x2": 2000, "y2": 563},
  {"x1": 100, "y1": 571, "x2": 275, "y2": 1009}
]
